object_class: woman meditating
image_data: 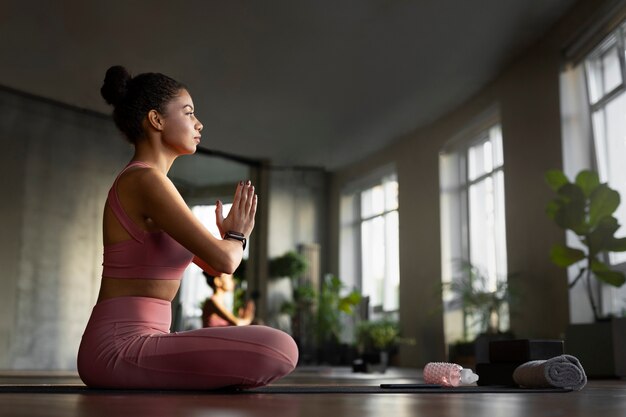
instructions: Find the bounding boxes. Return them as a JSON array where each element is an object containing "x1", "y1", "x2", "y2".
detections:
[
  {"x1": 202, "y1": 272, "x2": 256, "y2": 327},
  {"x1": 77, "y1": 66, "x2": 298, "y2": 390}
]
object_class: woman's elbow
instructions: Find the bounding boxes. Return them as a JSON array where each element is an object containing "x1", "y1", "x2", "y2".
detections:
[
  {"x1": 219, "y1": 250, "x2": 241, "y2": 275},
  {"x1": 198, "y1": 243, "x2": 241, "y2": 275}
]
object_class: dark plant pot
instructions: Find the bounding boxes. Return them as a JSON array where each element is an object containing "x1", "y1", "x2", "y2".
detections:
[
  {"x1": 448, "y1": 332, "x2": 515, "y2": 369},
  {"x1": 379, "y1": 351, "x2": 389, "y2": 373},
  {"x1": 474, "y1": 331, "x2": 515, "y2": 364},
  {"x1": 352, "y1": 350, "x2": 394, "y2": 373},
  {"x1": 317, "y1": 340, "x2": 356, "y2": 366},
  {"x1": 565, "y1": 318, "x2": 626, "y2": 378},
  {"x1": 448, "y1": 341, "x2": 476, "y2": 369}
]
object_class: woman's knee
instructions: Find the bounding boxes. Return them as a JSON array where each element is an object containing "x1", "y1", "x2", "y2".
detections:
[{"x1": 254, "y1": 325, "x2": 299, "y2": 369}]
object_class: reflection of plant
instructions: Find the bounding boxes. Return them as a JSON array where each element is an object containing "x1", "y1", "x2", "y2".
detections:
[
  {"x1": 233, "y1": 259, "x2": 248, "y2": 314},
  {"x1": 545, "y1": 169, "x2": 626, "y2": 321},
  {"x1": 280, "y1": 273, "x2": 361, "y2": 363},
  {"x1": 280, "y1": 282, "x2": 317, "y2": 316},
  {"x1": 444, "y1": 261, "x2": 512, "y2": 338},
  {"x1": 269, "y1": 251, "x2": 307, "y2": 279},
  {"x1": 271, "y1": 251, "x2": 311, "y2": 350},
  {"x1": 316, "y1": 275, "x2": 361, "y2": 345}
]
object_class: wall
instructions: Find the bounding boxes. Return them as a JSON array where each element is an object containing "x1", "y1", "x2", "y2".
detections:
[
  {"x1": 329, "y1": 0, "x2": 608, "y2": 367},
  {"x1": 267, "y1": 169, "x2": 328, "y2": 259},
  {"x1": 0, "y1": 88, "x2": 130, "y2": 369}
]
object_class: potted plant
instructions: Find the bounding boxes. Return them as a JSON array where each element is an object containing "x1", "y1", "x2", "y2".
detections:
[
  {"x1": 545, "y1": 169, "x2": 626, "y2": 376},
  {"x1": 443, "y1": 260, "x2": 515, "y2": 367},
  {"x1": 315, "y1": 274, "x2": 361, "y2": 365},
  {"x1": 355, "y1": 319, "x2": 400, "y2": 373},
  {"x1": 280, "y1": 281, "x2": 317, "y2": 363},
  {"x1": 268, "y1": 251, "x2": 309, "y2": 348},
  {"x1": 269, "y1": 251, "x2": 308, "y2": 279}
]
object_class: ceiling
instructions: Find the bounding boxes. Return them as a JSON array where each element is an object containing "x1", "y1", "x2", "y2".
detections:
[{"x1": 0, "y1": 0, "x2": 579, "y2": 171}]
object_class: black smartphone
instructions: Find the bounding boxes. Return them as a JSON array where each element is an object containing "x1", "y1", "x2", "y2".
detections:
[{"x1": 380, "y1": 383, "x2": 442, "y2": 389}]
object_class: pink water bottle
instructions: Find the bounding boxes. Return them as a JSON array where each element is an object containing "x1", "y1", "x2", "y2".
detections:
[{"x1": 423, "y1": 362, "x2": 479, "y2": 387}]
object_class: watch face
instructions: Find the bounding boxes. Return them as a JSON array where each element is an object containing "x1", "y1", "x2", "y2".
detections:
[{"x1": 224, "y1": 232, "x2": 246, "y2": 249}]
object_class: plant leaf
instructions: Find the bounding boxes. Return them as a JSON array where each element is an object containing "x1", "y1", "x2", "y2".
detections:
[
  {"x1": 591, "y1": 259, "x2": 626, "y2": 287},
  {"x1": 546, "y1": 200, "x2": 559, "y2": 220},
  {"x1": 594, "y1": 270, "x2": 626, "y2": 287},
  {"x1": 588, "y1": 216, "x2": 620, "y2": 255},
  {"x1": 554, "y1": 183, "x2": 586, "y2": 231},
  {"x1": 550, "y1": 244, "x2": 585, "y2": 267},
  {"x1": 545, "y1": 169, "x2": 569, "y2": 192},
  {"x1": 608, "y1": 237, "x2": 626, "y2": 252},
  {"x1": 589, "y1": 184, "x2": 620, "y2": 227},
  {"x1": 575, "y1": 170, "x2": 600, "y2": 198}
]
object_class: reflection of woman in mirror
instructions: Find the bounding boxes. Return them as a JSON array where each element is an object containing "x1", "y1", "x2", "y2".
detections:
[
  {"x1": 77, "y1": 66, "x2": 297, "y2": 390},
  {"x1": 203, "y1": 272, "x2": 255, "y2": 327}
]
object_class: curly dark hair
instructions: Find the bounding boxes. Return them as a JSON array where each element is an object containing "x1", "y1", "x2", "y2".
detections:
[
  {"x1": 203, "y1": 271, "x2": 218, "y2": 291},
  {"x1": 100, "y1": 65, "x2": 186, "y2": 143}
]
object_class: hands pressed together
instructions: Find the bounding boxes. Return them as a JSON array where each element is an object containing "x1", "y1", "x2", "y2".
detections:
[
  {"x1": 238, "y1": 300, "x2": 256, "y2": 321},
  {"x1": 215, "y1": 180, "x2": 257, "y2": 240}
]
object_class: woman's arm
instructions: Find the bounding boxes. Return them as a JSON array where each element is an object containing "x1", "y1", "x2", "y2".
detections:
[
  {"x1": 207, "y1": 297, "x2": 252, "y2": 326},
  {"x1": 193, "y1": 256, "x2": 222, "y2": 277},
  {"x1": 130, "y1": 168, "x2": 256, "y2": 274},
  {"x1": 240, "y1": 300, "x2": 255, "y2": 320}
]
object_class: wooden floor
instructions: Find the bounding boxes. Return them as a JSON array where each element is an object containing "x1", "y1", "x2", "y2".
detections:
[{"x1": 1, "y1": 367, "x2": 625, "y2": 417}]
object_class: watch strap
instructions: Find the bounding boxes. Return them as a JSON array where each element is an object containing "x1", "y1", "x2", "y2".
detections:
[{"x1": 223, "y1": 231, "x2": 247, "y2": 250}]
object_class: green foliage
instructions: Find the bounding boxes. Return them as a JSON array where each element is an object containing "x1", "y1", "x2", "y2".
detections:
[
  {"x1": 316, "y1": 275, "x2": 361, "y2": 345},
  {"x1": 269, "y1": 251, "x2": 308, "y2": 279},
  {"x1": 545, "y1": 169, "x2": 626, "y2": 320},
  {"x1": 444, "y1": 261, "x2": 512, "y2": 337},
  {"x1": 356, "y1": 319, "x2": 400, "y2": 351},
  {"x1": 233, "y1": 260, "x2": 248, "y2": 314},
  {"x1": 280, "y1": 281, "x2": 317, "y2": 316},
  {"x1": 233, "y1": 287, "x2": 246, "y2": 315}
]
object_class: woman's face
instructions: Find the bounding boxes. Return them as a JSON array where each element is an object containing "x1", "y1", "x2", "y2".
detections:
[
  {"x1": 219, "y1": 273, "x2": 235, "y2": 292},
  {"x1": 160, "y1": 89, "x2": 203, "y2": 155}
]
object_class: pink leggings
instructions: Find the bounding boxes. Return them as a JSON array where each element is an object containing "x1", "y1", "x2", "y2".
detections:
[{"x1": 77, "y1": 296, "x2": 298, "y2": 389}]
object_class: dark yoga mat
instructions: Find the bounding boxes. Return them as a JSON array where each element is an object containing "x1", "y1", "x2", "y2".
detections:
[
  {"x1": 0, "y1": 384, "x2": 572, "y2": 394},
  {"x1": 250, "y1": 385, "x2": 572, "y2": 394}
]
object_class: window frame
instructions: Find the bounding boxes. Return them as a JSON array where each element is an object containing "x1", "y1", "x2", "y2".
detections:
[
  {"x1": 583, "y1": 22, "x2": 626, "y2": 273},
  {"x1": 339, "y1": 165, "x2": 400, "y2": 315},
  {"x1": 560, "y1": 4, "x2": 626, "y2": 321},
  {"x1": 439, "y1": 116, "x2": 508, "y2": 341}
]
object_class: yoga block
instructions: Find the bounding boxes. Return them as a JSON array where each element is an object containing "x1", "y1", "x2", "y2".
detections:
[
  {"x1": 476, "y1": 362, "x2": 520, "y2": 386},
  {"x1": 489, "y1": 339, "x2": 564, "y2": 363}
]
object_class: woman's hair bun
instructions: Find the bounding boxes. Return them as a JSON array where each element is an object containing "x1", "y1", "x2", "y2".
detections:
[{"x1": 100, "y1": 65, "x2": 132, "y2": 106}]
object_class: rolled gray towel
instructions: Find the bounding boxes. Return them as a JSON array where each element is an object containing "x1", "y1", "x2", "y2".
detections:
[{"x1": 513, "y1": 354, "x2": 587, "y2": 391}]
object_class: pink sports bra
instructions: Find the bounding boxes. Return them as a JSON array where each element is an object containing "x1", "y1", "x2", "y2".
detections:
[{"x1": 102, "y1": 161, "x2": 194, "y2": 280}]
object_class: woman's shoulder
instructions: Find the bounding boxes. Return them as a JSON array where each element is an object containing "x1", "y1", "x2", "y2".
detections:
[
  {"x1": 203, "y1": 297, "x2": 221, "y2": 316},
  {"x1": 204, "y1": 296, "x2": 220, "y2": 307},
  {"x1": 118, "y1": 164, "x2": 176, "y2": 197},
  {"x1": 121, "y1": 163, "x2": 165, "y2": 182}
]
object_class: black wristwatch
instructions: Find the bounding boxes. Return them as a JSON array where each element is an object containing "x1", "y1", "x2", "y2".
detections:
[{"x1": 223, "y1": 231, "x2": 247, "y2": 250}]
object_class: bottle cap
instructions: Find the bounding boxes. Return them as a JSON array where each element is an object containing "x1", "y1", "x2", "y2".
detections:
[{"x1": 460, "y1": 368, "x2": 479, "y2": 385}]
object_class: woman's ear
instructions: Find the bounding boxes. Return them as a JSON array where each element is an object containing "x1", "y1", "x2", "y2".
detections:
[{"x1": 147, "y1": 109, "x2": 164, "y2": 131}]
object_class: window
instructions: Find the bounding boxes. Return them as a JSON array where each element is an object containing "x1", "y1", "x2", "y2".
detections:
[
  {"x1": 340, "y1": 168, "x2": 399, "y2": 315},
  {"x1": 440, "y1": 123, "x2": 508, "y2": 342},
  {"x1": 584, "y1": 24, "x2": 626, "y2": 266},
  {"x1": 560, "y1": 20, "x2": 626, "y2": 320}
]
